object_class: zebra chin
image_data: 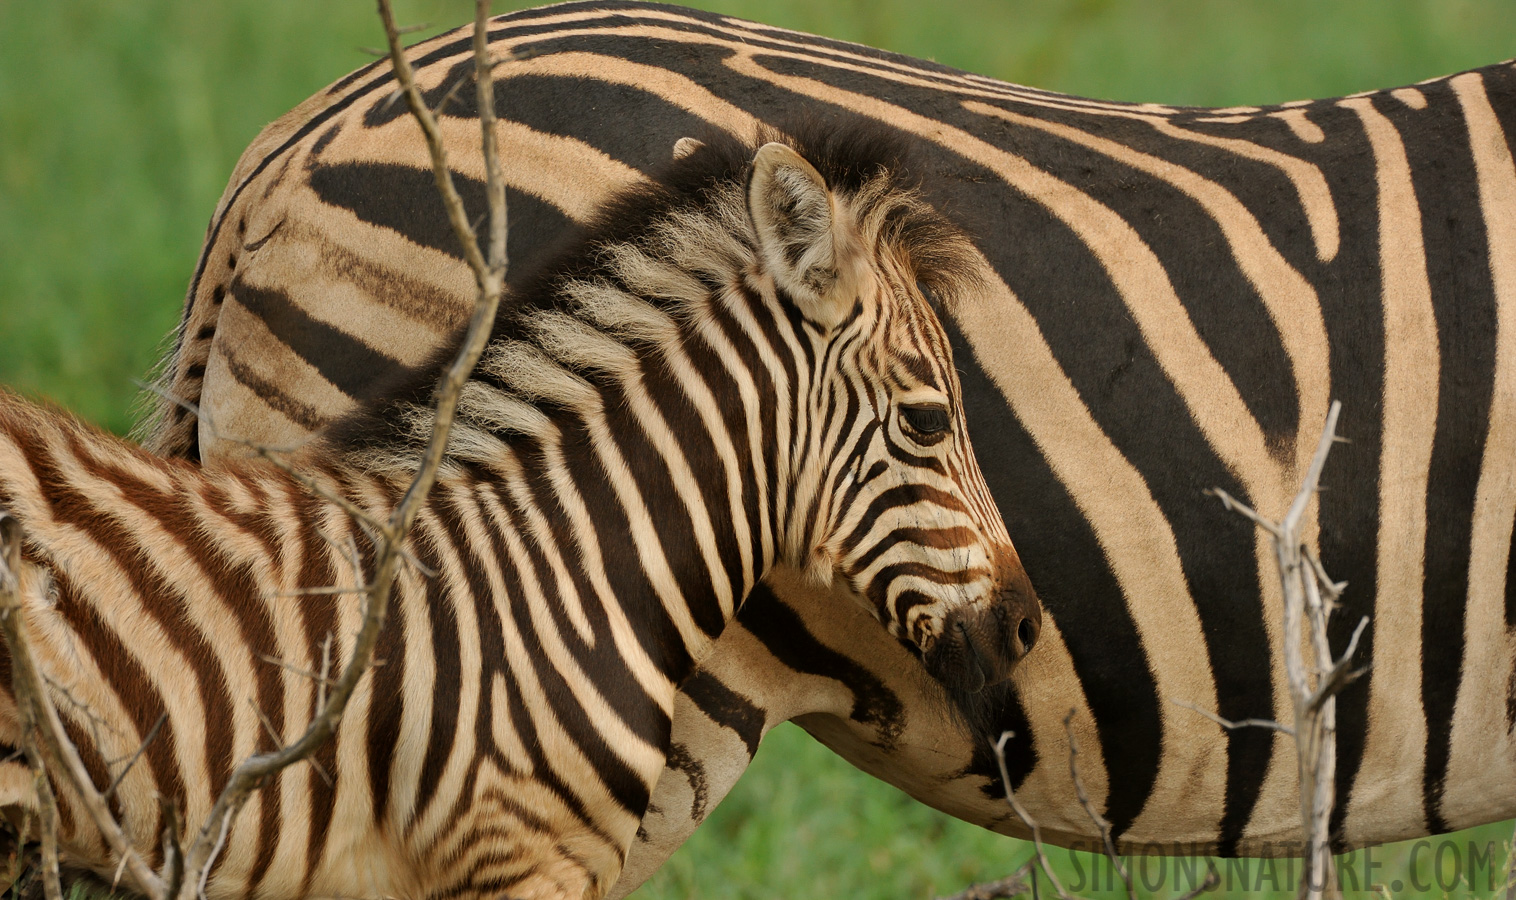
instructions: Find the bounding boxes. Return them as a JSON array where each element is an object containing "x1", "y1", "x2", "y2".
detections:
[{"x1": 920, "y1": 585, "x2": 1042, "y2": 694}]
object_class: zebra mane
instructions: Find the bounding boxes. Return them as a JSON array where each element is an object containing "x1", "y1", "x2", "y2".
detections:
[{"x1": 326, "y1": 119, "x2": 978, "y2": 476}]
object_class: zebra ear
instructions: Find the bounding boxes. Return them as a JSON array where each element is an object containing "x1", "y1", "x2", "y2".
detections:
[{"x1": 747, "y1": 142, "x2": 862, "y2": 329}]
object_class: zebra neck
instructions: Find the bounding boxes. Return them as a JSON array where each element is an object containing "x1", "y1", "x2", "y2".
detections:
[{"x1": 430, "y1": 397, "x2": 779, "y2": 685}]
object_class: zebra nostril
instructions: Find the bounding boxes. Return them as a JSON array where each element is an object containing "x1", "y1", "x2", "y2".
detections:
[{"x1": 1018, "y1": 617, "x2": 1037, "y2": 654}]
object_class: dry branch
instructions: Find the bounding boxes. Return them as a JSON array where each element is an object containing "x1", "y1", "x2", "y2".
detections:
[
  {"x1": 1202, "y1": 400, "x2": 1363, "y2": 900},
  {"x1": 0, "y1": 3, "x2": 511, "y2": 896},
  {"x1": 0, "y1": 513, "x2": 161, "y2": 897},
  {"x1": 991, "y1": 732, "x2": 1075, "y2": 899},
  {"x1": 934, "y1": 860, "x2": 1034, "y2": 900},
  {"x1": 1063, "y1": 710, "x2": 1133, "y2": 900},
  {"x1": 1172, "y1": 698, "x2": 1294, "y2": 736},
  {"x1": 172, "y1": 3, "x2": 511, "y2": 894}
]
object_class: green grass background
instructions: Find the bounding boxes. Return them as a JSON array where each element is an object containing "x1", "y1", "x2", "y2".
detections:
[{"x1": 0, "y1": 1, "x2": 1513, "y2": 897}]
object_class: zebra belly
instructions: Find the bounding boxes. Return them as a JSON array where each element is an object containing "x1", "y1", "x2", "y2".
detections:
[{"x1": 149, "y1": 0, "x2": 1516, "y2": 876}]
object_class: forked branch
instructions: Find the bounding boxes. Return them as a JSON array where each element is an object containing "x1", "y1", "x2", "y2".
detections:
[
  {"x1": 0, "y1": 3, "x2": 512, "y2": 898},
  {"x1": 174, "y1": 2, "x2": 512, "y2": 894},
  {"x1": 0, "y1": 513, "x2": 161, "y2": 898},
  {"x1": 1198, "y1": 400, "x2": 1362, "y2": 900}
]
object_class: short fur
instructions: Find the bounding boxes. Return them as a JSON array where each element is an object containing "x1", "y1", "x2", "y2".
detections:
[{"x1": 0, "y1": 124, "x2": 1036, "y2": 900}]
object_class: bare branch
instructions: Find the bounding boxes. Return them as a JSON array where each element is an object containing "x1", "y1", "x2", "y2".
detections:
[
  {"x1": 1282, "y1": 401, "x2": 1342, "y2": 536},
  {"x1": 173, "y1": 4, "x2": 512, "y2": 896},
  {"x1": 36, "y1": 770, "x2": 63, "y2": 900},
  {"x1": 1208, "y1": 400, "x2": 1352, "y2": 900},
  {"x1": 137, "y1": 378, "x2": 389, "y2": 540},
  {"x1": 10, "y1": 8, "x2": 513, "y2": 896},
  {"x1": 249, "y1": 444, "x2": 387, "y2": 535},
  {"x1": 1170, "y1": 698, "x2": 1294, "y2": 736},
  {"x1": 158, "y1": 796, "x2": 184, "y2": 900},
  {"x1": 934, "y1": 860, "x2": 1034, "y2": 900},
  {"x1": 473, "y1": 0, "x2": 509, "y2": 275},
  {"x1": 258, "y1": 654, "x2": 339, "y2": 688},
  {"x1": 375, "y1": 0, "x2": 488, "y2": 280},
  {"x1": 992, "y1": 731, "x2": 1075, "y2": 900},
  {"x1": 266, "y1": 585, "x2": 370, "y2": 598},
  {"x1": 1063, "y1": 710, "x2": 1133, "y2": 900},
  {"x1": 1205, "y1": 487, "x2": 1282, "y2": 538},
  {"x1": 318, "y1": 633, "x2": 333, "y2": 713},
  {"x1": 1305, "y1": 617, "x2": 1370, "y2": 718},
  {"x1": 105, "y1": 712, "x2": 167, "y2": 800},
  {"x1": 1303, "y1": 546, "x2": 1347, "y2": 605},
  {"x1": 1175, "y1": 862, "x2": 1221, "y2": 900},
  {"x1": 0, "y1": 514, "x2": 164, "y2": 897}
]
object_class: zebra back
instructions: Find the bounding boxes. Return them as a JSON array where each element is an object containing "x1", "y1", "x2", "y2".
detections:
[{"x1": 142, "y1": 0, "x2": 1516, "y2": 876}]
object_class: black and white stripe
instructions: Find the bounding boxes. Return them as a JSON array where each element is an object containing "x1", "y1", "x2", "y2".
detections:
[
  {"x1": 0, "y1": 123, "x2": 1031, "y2": 897},
  {"x1": 141, "y1": 0, "x2": 1516, "y2": 886}
]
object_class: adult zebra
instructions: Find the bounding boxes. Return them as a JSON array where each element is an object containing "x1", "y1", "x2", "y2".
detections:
[
  {"x1": 142, "y1": 0, "x2": 1516, "y2": 887},
  {"x1": 0, "y1": 125, "x2": 1034, "y2": 898}
]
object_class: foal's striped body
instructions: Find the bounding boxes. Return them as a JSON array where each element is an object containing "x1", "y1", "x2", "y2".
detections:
[{"x1": 145, "y1": 2, "x2": 1516, "y2": 888}]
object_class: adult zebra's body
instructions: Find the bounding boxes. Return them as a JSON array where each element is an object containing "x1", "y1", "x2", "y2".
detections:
[
  {"x1": 0, "y1": 128, "x2": 1034, "y2": 898},
  {"x1": 144, "y1": 0, "x2": 1516, "y2": 885}
]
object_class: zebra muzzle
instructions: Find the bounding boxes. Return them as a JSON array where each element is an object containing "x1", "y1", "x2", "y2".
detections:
[{"x1": 924, "y1": 597, "x2": 1040, "y2": 694}]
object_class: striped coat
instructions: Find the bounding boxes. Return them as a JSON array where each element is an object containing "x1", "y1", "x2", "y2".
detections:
[
  {"x1": 143, "y1": 0, "x2": 1516, "y2": 883},
  {"x1": 1, "y1": 126, "x2": 1034, "y2": 898}
]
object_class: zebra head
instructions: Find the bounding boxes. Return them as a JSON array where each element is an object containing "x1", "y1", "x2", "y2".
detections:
[
  {"x1": 339, "y1": 127, "x2": 1039, "y2": 694},
  {"x1": 743, "y1": 136, "x2": 1041, "y2": 693}
]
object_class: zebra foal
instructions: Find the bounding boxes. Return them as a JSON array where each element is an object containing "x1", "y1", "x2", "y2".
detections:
[
  {"x1": 0, "y1": 128, "x2": 1039, "y2": 899},
  {"x1": 144, "y1": 3, "x2": 1516, "y2": 886}
]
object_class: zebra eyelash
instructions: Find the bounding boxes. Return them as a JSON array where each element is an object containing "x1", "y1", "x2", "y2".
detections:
[{"x1": 898, "y1": 402, "x2": 952, "y2": 443}]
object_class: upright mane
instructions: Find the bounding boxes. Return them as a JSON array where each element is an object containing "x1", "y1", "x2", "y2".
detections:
[{"x1": 324, "y1": 119, "x2": 980, "y2": 476}]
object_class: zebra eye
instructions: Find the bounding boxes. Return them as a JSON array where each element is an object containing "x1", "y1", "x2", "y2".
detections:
[{"x1": 899, "y1": 402, "x2": 951, "y2": 440}]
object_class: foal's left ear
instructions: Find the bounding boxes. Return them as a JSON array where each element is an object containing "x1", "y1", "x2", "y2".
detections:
[{"x1": 747, "y1": 142, "x2": 866, "y2": 330}]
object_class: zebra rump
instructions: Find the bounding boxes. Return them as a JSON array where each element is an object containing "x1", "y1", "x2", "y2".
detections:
[{"x1": 140, "y1": 2, "x2": 1516, "y2": 880}]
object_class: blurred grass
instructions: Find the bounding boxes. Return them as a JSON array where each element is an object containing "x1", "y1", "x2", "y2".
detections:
[
  {"x1": 640, "y1": 724, "x2": 1516, "y2": 899},
  {"x1": 0, "y1": 1, "x2": 1512, "y2": 898}
]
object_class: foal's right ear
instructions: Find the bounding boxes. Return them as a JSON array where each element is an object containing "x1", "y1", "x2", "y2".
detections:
[
  {"x1": 746, "y1": 142, "x2": 861, "y2": 330},
  {"x1": 672, "y1": 136, "x2": 704, "y2": 160}
]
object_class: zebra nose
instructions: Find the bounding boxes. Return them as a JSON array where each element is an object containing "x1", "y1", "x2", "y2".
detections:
[
  {"x1": 924, "y1": 606, "x2": 1024, "y2": 693},
  {"x1": 1017, "y1": 612, "x2": 1039, "y2": 656}
]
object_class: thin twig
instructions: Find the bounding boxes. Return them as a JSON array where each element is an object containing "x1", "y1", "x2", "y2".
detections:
[
  {"x1": 258, "y1": 654, "x2": 339, "y2": 687},
  {"x1": 1205, "y1": 488, "x2": 1283, "y2": 539},
  {"x1": 318, "y1": 633, "x2": 333, "y2": 712},
  {"x1": 158, "y1": 796, "x2": 183, "y2": 900},
  {"x1": 138, "y1": 378, "x2": 388, "y2": 538},
  {"x1": 1170, "y1": 698, "x2": 1294, "y2": 736},
  {"x1": 248, "y1": 445, "x2": 387, "y2": 535},
  {"x1": 172, "y1": 4, "x2": 512, "y2": 895},
  {"x1": 0, "y1": 515, "x2": 163, "y2": 897},
  {"x1": 266, "y1": 585, "x2": 370, "y2": 598},
  {"x1": 1062, "y1": 710, "x2": 1132, "y2": 900},
  {"x1": 1208, "y1": 400, "x2": 1352, "y2": 900},
  {"x1": 1303, "y1": 546, "x2": 1346, "y2": 606},
  {"x1": 375, "y1": 0, "x2": 489, "y2": 280},
  {"x1": 3, "y1": 6, "x2": 512, "y2": 895},
  {"x1": 473, "y1": 0, "x2": 509, "y2": 276},
  {"x1": 1304, "y1": 617, "x2": 1369, "y2": 717},
  {"x1": 1175, "y1": 862, "x2": 1221, "y2": 900},
  {"x1": 992, "y1": 732, "x2": 1073, "y2": 900},
  {"x1": 935, "y1": 860, "x2": 1034, "y2": 900},
  {"x1": 34, "y1": 770, "x2": 62, "y2": 900},
  {"x1": 104, "y1": 712, "x2": 167, "y2": 800}
]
